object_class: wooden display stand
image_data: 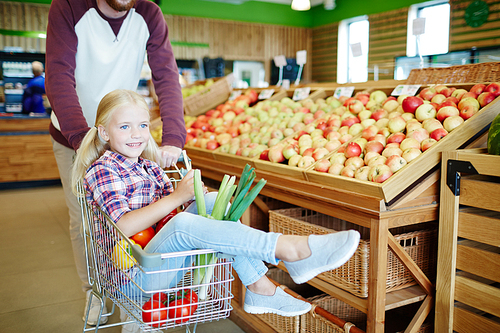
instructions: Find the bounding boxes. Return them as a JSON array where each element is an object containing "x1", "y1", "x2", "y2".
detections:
[{"x1": 435, "y1": 149, "x2": 500, "y2": 332}]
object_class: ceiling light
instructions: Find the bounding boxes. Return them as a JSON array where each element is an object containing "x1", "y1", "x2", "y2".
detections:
[
  {"x1": 324, "y1": 0, "x2": 335, "y2": 10},
  {"x1": 291, "y1": 0, "x2": 310, "y2": 11}
]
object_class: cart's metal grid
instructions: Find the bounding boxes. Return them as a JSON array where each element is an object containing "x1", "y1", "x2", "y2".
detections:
[{"x1": 79, "y1": 151, "x2": 234, "y2": 332}]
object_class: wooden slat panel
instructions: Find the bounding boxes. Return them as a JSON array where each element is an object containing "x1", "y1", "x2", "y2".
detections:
[
  {"x1": 454, "y1": 275, "x2": 500, "y2": 318},
  {"x1": 454, "y1": 306, "x2": 500, "y2": 333},
  {"x1": 459, "y1": 177, "x2": 500, "y2": 212},
  {"x1": 456, "y1": 242, "x2": 500, "y2": 283},
  {"x1": 458, "y1": 210, "x2": 500, "y2": 247}
]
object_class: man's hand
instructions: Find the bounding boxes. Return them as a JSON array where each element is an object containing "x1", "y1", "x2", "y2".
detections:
[{"x1": 159, "y1": 145, "x2": 182, "y2": 168}]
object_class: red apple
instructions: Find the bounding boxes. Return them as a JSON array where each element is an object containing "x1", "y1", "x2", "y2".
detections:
[
  {"x1": 259, "y1": 149, "x2": 270, "y2": 161},
  {"x1": 422, "y1": 118, "x2": 444, "y2": 134},
  {"x1": 459, "y1": 104, "x2": 478, "y2": 120},
  {"x1": 477, "y1": 92, "x2": 497, "y2": 107},
  {"x1": 401, "y1": 96, "x2": 424, "y2": 114},
  {"x1": 458, "y1": 97, "x2": 480, "y2": 111},
  {"x1": 302, "y1": 147, "x2": 314, "y2": 157},
  {"x1": 314, "y1": 158, "x2": 332, "y2": 173},
  {"x1": 371, "y1": 109, "x2": 389, "y2": 121},
  {"x1": 344, "y1": 142, "x2": 362, "y2": 158},
  {"x1": 406, "y1": 128, "x2": 429, "y2": 143},
  {"x1": 419, "y1": 87, "x2": 437, "y2": 101},
  {"x1": 365, "y1": 140, "x2": 384, "y2": 154},
  {"x1": 341, "y1": 116, "x2": 361, "y2": 127},
  {"x1": 368, "y1": 164, "x2": 393, "y2": 183},
  {"x1": 470, "y1": 83, "x2": 486, "y2": 96},
  {"x1": 387, "y1": 132, "x2": 406, "y2": 144},
  {"x1": 484, "y1": 82, "x2": 500, "y2": 97},
  {"x1": 385, "y1": 155, "x2": 407, "y2": 173},
  {"x1": 312, "y1": 147, "x2": 330, "y2": 161},
  {"x1": 370, "y1": 134, "x2": 387, "y2": 147},
  {"x1": 430, "y1": 128, "x2": 448, "y2": 141},
  {"x1": 421, "y1": 138, "x2": 437, "y2": 151},
  {"x1": 436, "y1": 106, "x2": 460, "y2": 122}
]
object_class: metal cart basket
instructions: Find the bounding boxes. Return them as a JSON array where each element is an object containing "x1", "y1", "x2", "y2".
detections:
[{"x1": 78, "y1": 152, "x2": 234, "y2": 332}]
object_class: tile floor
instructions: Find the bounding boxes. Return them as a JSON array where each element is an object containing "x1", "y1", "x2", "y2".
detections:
[{"x1": 0, "y1": 184, "x2": 245, "y2": 333}]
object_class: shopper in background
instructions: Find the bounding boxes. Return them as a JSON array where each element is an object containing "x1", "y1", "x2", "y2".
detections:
[
  {"x1": 45, "y1": 0, "x2": 186, "y2": 329},
  {"x1": 22, "y1": 61, "x2": 46, "y2": 114},
  {"x1": 71, "y1": 89, "x2": 361, "y2": 330}
]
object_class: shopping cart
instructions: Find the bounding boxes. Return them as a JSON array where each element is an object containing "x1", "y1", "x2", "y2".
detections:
[{"x1": 78, "y1": 151, "x2": 234, "y2": 332}]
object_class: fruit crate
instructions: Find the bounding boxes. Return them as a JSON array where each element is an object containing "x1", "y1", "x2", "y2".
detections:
[
  {"x1": 435, "y1": 148, "x2": 500, "y2": 333},
  {"x1": 269, "y1": 207, "x2": 437, "y2": 298},
  {"x1": 406, "y1": 62, "x2": 500, "y2": 85},
  {"x1": 303, "y1": 83, "x2": 499, "y2": 203},
  {"x1": 183, "y1": 75, "x2": 233, "y2": 116}
]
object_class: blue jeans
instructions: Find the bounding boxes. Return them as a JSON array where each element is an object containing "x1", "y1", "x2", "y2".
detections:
[{"x1": 130, "y1": 192, "x2": 280, "y2": 294}]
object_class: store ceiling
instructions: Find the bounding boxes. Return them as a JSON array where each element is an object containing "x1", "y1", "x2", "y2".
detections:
[{"x1": 200, "y1": 0, "x2": 324, "y2": 6}]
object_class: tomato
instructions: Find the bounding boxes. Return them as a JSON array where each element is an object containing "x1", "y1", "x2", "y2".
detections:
[
  {"x1": 112, "y1": 239, "x2": 140, "y2": 270},
  {"x1": 131, "y1": 227, "x2": 155, "y2": 248},
  {"x1": 142, "y1": 299, "x2": 168, "y2": 328},
  {"x1": 151, "y1": 292, "x2": 168, "y2": 304},
  {"x1": 168, "y1": 298, "x2": 195, "y2": 324},
  {"x1": 155, "y1": 208, "x2": 178, "y2": 233},
  {"x1": 167, "y1": 289, "x2": 198, "y2": 324}
]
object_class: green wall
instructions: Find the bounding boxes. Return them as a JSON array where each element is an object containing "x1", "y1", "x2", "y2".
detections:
[{"x1": 13, "y1": 0, "x2": 430, "y2": 28}]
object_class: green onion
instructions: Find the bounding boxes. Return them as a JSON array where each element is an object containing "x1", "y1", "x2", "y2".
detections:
[
  {"x1": 194, "y1": 169, "x2": 206, "y2": 217},
  {"x1": 226, "y1": 178, "x2": 267, "y2": 222}
]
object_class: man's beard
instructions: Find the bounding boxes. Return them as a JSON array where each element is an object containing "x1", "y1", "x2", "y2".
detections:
[{"x1": 105, "y1": 0, "x2": 136, "y2": 12}]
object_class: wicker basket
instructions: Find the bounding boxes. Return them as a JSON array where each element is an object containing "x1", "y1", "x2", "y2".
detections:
[
  {"x1": 301, "y1": 294, "x2": 366, "y2": 333},
  {"x1": 405, "y1": 62, "x2": 500, "y2": 84},
  {"x1": 183, "y1": 75, "x2": 232, "y2": 116},
  {"x1": 269, "y1": 208, "x2": 437, "y2": 298}
]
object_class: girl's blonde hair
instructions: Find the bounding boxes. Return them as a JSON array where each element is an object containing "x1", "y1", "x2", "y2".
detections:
[{"x1": 71, "y1": 89, "x2": 160, "y2": 196}]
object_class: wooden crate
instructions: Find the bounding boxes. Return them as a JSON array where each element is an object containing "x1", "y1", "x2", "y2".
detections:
[
  {"x1": 435, "y1": 148, "x2": 500, "y2": 333},
  {"x1": 183, "y1": 75, "x2": 232, "y2": 116}
]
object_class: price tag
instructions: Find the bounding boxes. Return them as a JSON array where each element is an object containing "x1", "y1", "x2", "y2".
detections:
[
  {"x1": 274, "y1": 55, "x2": 287, "y2": 68},
  {"x1": 296, "y1": 50, "x2": 307, "y2": 65},
  {"x1": 282, "y1": 79, "x2": 290, "y2": 90},
  {"x1": 391, "y1": 84, "x2": 421, "y2": 96},
  {"x1": 292, "y1": 87, "x2": 311, "y2": 101},
  {"x1": 334, "y1": 86, "x2": 355, "y2": 99},
  {"x1": 412, "y1": 18, "x2": 426, "y2": 36},
  {"x1": 350, "y1": 43, "x2": 363, "y2": 57},
  {"x1": 228, "y1": 90, "x2": 242, "y2": 101},
  {"x1": 258, "y1": 89, "x2": 275, "y2": 100}
]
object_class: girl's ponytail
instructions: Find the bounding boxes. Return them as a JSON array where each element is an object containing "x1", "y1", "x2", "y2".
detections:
[{"x1": 71, "y1": 126, "x2": 108, "y2": 196}]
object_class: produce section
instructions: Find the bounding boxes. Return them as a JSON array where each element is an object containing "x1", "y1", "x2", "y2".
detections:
[{"x1": 178, "y1": 77, "x2": 499, "y2": 333}]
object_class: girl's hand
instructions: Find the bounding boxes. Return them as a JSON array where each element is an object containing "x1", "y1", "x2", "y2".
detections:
[{"x1": 174, "y1": 169, "x2": 197, "y2": 204}]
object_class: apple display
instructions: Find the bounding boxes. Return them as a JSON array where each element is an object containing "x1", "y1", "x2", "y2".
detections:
[
  {"x1": 437, "y1": 106, "x2": 460, "y2": 122},
  {"x1": 385, "y1": 155, "x2": 407, "y2": 173},
  {"x1": 368, "y1": 164, "x2": 393, "y2": 183},
  {"x1": 443, "y1": 115, "x2": 465, "y2": 132},
  {"x1": 415, "y1": 103, "x2": 437, "y2": 122},
  {"x1": 354, "y1": 166, "x2": 371, "y2": 181}
]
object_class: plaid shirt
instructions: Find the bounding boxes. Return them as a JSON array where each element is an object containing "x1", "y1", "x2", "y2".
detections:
[
  {"x1": 84, "y1": 150, "x2": 173, "y2": 222},
  {"x1": 84, "y1": 151, "x2": 174, "y2": 291}
]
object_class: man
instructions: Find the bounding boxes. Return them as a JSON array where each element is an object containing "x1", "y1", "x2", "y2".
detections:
[
  {"x1": 45, "y1": 0, "x2": 185, "y2": 329},
  {"x1": 22, "y1": 61, "x2": 46, "y2": 114}
]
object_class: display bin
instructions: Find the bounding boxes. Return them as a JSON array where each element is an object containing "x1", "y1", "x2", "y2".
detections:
[
  {"x1": 183, "y1": 75, "x2": 233, "y2": 116},
  {"x1": 270, "y1": 208, "x2": 437, "y2": 298},
  {"x1": 302, "y1": 294, "x2": 366, "y2": 333},
  {"x1": 406, "y1": 62, "x2": 500, "y2": 85},
  {"x1": 435, "y1": 148, "x2": 500, "y2": 333}
]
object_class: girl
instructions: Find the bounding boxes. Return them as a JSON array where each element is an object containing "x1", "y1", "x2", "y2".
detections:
[{"x1": 71, "y1": 89, "x2": 360, "y2": 322}]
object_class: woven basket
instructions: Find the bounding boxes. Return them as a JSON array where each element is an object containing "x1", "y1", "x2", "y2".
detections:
[
  {"x1": 269, "y1": 208, "x2": 437, "y2": 298},
  {"x1": 183, "y1": 75, "x2": 232, "y2": 116},
  {"x1": 301, "y1": 294, "x2": 366, "y2": 333},
  {"x1": 406, "y1": 62, "x2": 500, "y2": 84}
]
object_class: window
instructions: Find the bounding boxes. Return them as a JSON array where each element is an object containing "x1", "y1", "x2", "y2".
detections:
[
  {"x1": 407, "y1": 1, "x2": 450, "y2": 57},
  {"x1": 337, "y1": 16, "x2": 369, "y2": 84}
]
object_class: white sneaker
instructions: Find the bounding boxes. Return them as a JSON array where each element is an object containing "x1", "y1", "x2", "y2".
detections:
[{"x1": 83, "y1": 290, "x2": 109, "y2": 325}]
